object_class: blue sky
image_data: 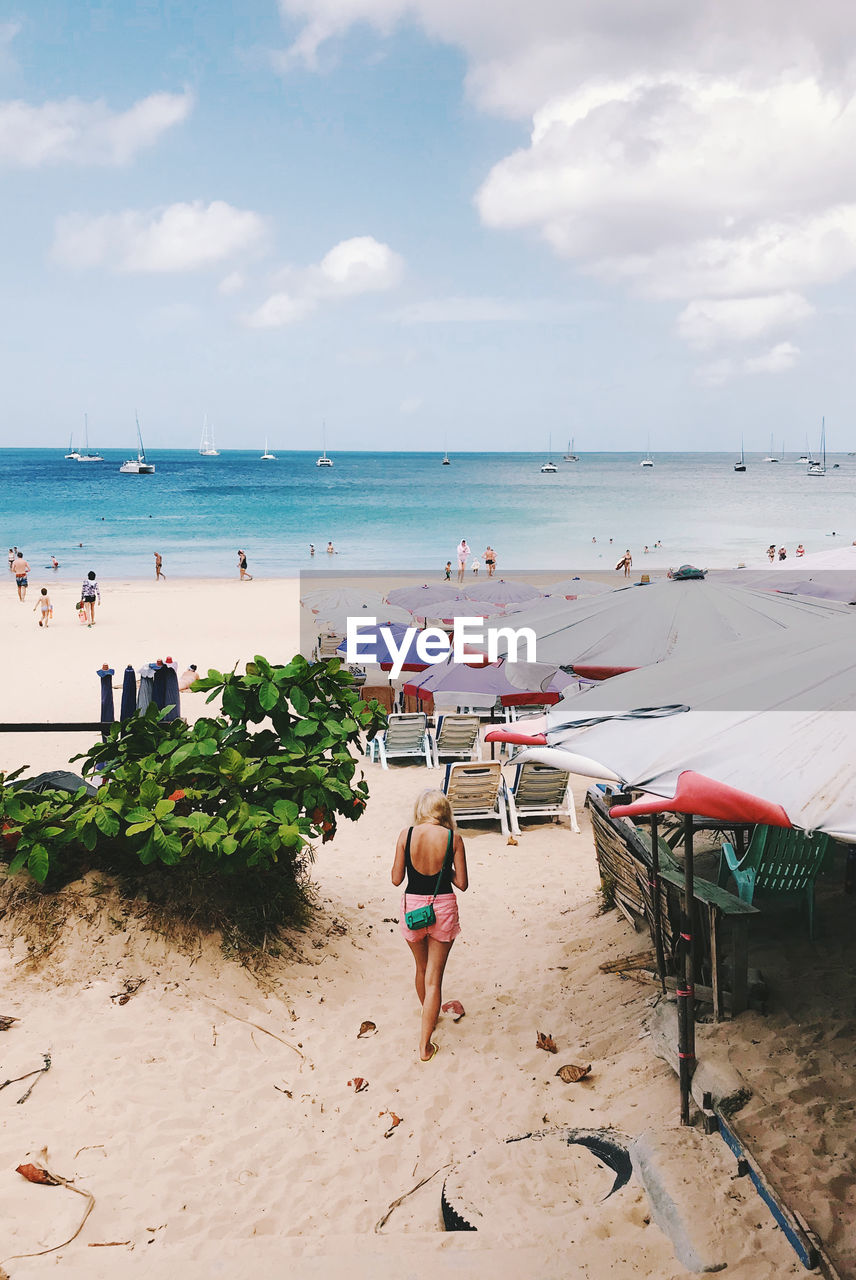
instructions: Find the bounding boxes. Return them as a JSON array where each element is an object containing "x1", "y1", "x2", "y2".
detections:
[{"x1": 1, "y1": 2, "x2": 854, "y2": 451}]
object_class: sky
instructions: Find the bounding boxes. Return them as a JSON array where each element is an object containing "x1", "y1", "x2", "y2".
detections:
[{"x1": 1, "y1": 0, "x2": 855, "y2": 452}]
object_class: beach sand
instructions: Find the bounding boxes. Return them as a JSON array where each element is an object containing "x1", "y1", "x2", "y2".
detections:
[{"x1": 0, "y1": 575, "x2": 848, "y2": 1277}]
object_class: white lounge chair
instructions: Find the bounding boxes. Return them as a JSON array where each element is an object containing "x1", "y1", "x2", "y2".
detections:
[
  {"x1": 443, "y1": 761, "x2": 509, "y2": 835},
  {"x1": 367, "y1": 712, "x2": 433, "y2": 769},
  {"x1": 506, "y1": 761, "x2": 580, "y2": 835},
  {"x1": 432, "y1": 714, "x2": 482, "y2": 768}
]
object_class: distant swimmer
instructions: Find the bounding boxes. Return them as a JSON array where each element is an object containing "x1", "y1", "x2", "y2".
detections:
[
  {"x1": 309, "y1": 544, "x2": 315, "y2": 556},
  {"x1": 778, "y1": 546, "x2": 787, "y2": 560},
  {"x1": 327, "y1": 541, "x2": 336, "y2": 554},
  {"x1": 796, "y1": 543, "x2": 805, "y2": 557},
  {"x1": 51, "y1": 555, "x2": 59, "y2": 569}
]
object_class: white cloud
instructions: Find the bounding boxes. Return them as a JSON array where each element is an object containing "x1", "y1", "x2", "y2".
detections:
[
  {"x1": 393, "y1": 295, "x2": 590, "y2": 323},
  {"x1": 245, "y1": 235, "x2": 404, "y2": 327},
  {"x1": 53, "y1": 201, "x2": 267, "y2": 273},
  {"x1": 0, "y1": 90, "x2": 192, "y2": 167},
  {"x1": 676, "y1": 292, "x2": 814, "y2": 350},
  {"x1": 218, "y1": 270, "x2": 246, "y2": 296},
  {"x1": 275, "y1": 2, "x2": 856, "y2": 368},
  {"x1": 743, "y1": 341, "x2": 800, "y2": 374}
]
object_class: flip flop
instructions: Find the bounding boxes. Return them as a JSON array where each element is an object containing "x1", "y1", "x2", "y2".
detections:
[{"x1": 420, "y1": 1042, "x2": 439, "y2": 1062}]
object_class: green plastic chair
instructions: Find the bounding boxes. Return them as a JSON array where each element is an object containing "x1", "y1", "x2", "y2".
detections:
[{"x1": 717, "y1": 825, "x2": 830, "y2": 939}]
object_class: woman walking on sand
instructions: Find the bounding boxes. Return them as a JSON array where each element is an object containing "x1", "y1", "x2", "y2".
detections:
[
  {"x1": 237, "y1": 549, "x2": 253, "y2": 581},
  {"x1": 81, "y1": 570, "x2": 100, "y2": 626},
  {"x1": 392, "y1": 789, "x2": 468, "y2": 1061}
]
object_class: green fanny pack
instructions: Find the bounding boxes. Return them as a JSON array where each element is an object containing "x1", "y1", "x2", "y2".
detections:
[{"x1": 404, "y1": 828, "x2": 453, "y2": 931}]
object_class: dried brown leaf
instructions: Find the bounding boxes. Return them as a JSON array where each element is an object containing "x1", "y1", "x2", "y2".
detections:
[
  {"x1": 556, "y1": 1063, "x2": 592, "y2": 1083},
  {"x1": 16, "y1": 1163, "x2": 61, "y2": 1186},
  {"x1": 383, "y1": 1111, "x2": 402, "y2": 1138},
  {"x1": 506, "y1": 836, "x2": 518, "y2": 846},
  {"x1": 536, "y1": 1031, "x2": 558, "y2": 1054},
  {"x1": 441, "y1": 1000, "x2": 465, "y2": 1022},
  {"x1": 347, "y1": 1077, "x2": 369, "y2": 1093},
  {"x1": 0, "y1": 1015, "x2": 18, "y2": 1031},
  {"x1": 357, "y1": 1020, "x2": 377, "y2": 1038}
]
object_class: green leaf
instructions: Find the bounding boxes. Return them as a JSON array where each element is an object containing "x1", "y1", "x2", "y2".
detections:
[
  {"x1": 221, "y1": 835, "x2": 238, "y2": 856},
  {"x1": 196, "y1": 738, "x2": 219, "y2": 757},
  {"x1": 27, "y1": 844, "x2": 50, "y2": 883},
  {"x1": 126, "y1": 820, "x2": 154, "y2": 836},
  {"x1": 7, "y1": 848, "x2": 28, "y2": 876},
  {"x1": 272, "y1": 799, "x2": 299, "y2": 823},
  {"x1": 154, "y1": 798, "x2": 176, "y2": 820},
  {"x1": 94, "y1": 807, "x2": 120, "y2": 837},
  {"x1": 290, "y1": 686, "x2": 310, "y2": 717},
  {"x1": 258, "y1": 681, "x2": 279, "y2": 712}
]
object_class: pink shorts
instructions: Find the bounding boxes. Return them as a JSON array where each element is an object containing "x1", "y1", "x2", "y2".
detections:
[{"x1": 400, "y1": 892, "x2": 461, "y2": 943}]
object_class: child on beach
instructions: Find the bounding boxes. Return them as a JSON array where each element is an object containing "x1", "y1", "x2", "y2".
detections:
[
  {"x1": 444, "y1": 561, "x2": 452, "y2": 580},
  {"x1": 81, "y1": 570, "x2": 100, "y2": 625},
  {"x1": 471, "y1": 557, "x2": 480, "y2": 575},
  {"x1": 33, "y1": 587, "x2": 52, "y2": 627}
]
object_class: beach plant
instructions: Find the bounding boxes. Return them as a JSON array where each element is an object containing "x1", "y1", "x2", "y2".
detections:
[{"x1": 0, "y1": 657, "x2": 386, "y2": 942}]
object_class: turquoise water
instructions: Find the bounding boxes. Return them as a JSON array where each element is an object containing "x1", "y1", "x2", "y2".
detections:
[{"x1": 2, "y1": 448, "x2": 854, "y2": 579}]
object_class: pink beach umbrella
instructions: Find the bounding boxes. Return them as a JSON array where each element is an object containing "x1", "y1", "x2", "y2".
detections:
[{"x1": 432, "y1": 600, "x2": 506, "y2": 623}]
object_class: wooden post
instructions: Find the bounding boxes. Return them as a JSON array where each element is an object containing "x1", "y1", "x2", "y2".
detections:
[
  {"x1": 678, "y1": 814, "x2": 696, "y2": 1125},
  {"x1": 650, "y1": 813, "x2": 666, "y2": 993}
]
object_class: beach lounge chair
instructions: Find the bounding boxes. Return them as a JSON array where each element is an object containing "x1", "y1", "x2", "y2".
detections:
[
  {"x1": 316, "y1": 631, "x2": 345, "y2": 661},
  {"x1": 506, "y1": 761, "x2": 580, "y2": 835},
  {"x1": 717, "y1": 825, "x2": 830, "y2": 939},
  {"x1": 366, "y1": 712, "x2": 434, "y2": 769},
  {"x1": 432, "y1": 714, "x2": 482, "y2": 768},
  {"x1": 443, "y1": 761, "x2": 509, "y2": 835}
]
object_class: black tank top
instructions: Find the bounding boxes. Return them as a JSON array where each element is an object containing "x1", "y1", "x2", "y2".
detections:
[{"x1": 405, "y1": 826, "x2": 454, "y2": 895}]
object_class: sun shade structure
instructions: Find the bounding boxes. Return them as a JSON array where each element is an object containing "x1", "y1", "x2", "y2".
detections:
[
  {"x1": 317, "y1": 603, "x2": 414, "y2": 630},
  {"x1": 300, "y1": 587, "x2": 388, "y2": 615},
  {"x1": 386, "y1": 583, "x2": 464, "y2": 612},
  {"x1": 492, "y1": 578, "x2": 852, "y2": 682},
  {"x1": 539, "y1": 579, "x2": 615, "y2": 600},
  {"x1": 338, "y1": 622, "x2": 437, "y2": 672},
  {"x1": 512, "y1": 617, "x2": 856, "y2": 840},
  {"x1": 403, "y1": 654, "x2": 567, "y2": 709},
  {"x1": 462, "y1": 579, "x2": 543, "y2": 605}
]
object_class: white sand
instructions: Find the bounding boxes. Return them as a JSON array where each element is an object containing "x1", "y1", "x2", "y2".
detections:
[{"x1": 0, "y1": 576, "x2": 832, "y2": 1276}]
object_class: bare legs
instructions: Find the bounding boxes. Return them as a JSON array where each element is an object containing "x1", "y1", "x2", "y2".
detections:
[{"x1": 407, "y1": 935, "x2": 454, "y2": 1059}]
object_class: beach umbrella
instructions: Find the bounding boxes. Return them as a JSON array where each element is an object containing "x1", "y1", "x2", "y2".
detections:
[
  {"x1": 431, "y1": 600, "x2": 506, "y2": 622},
  {"x1": 97, "y1": 665, "x2": 115, "y2": 740},
  {"x1": 315, "y1": 603, "x2": 414, "y2": 629},
  {"x1": 509, "y1": 617, "x2": 856, "y2": 840},
  {"x1": 337, "y1": 622, "x2": 436, "y2": 673},
  {"x1": 386, "y1": 583, "x2": 463, "y2": 611},
  {"x1": 162, "y1": 665, "x2": 181, "y2": 722},
  {"x1": 151, "y1": 663, "x2": 168, "y2": 711},
  {"x1": 463, "y1": 579, "x2": 543, "y2": 605},
  {"x1": 541, "y1": 578, "x2": 615, "y2": 600},
  {"x1": 120, "y1": 665, "x2": 137, "y2": 720},
  {"x1": 403, "y1": 654, "x2": 567, "y2": 709},
  {"x1": 492, "y1": 578, "x2": 852, "y2": 681},
  {"x1": 300, "y1": 587, "x2": 387, "y2": 614},
  {"x1": 137, "y1": 665, "x2": 154, "y2": 713},
  {"x1": 718, "y1": 565, "x2": 856, "y2": 604}
]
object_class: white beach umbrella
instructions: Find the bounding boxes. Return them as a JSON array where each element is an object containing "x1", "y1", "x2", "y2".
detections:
[
  {"x1": 431, "y1": 600, "x2": 506, "y2": 621},
  {"x1": 463, "y1": 579, "x2": 543, "y2": 604},
  {"x1": 386, "y1": 583, "x2": 463, "y2": 611},
  {"x1": 510, "y1": 617, "x2": 856, "y2": 839},
  {"x1": 542, "y1": 579, "x2": 615, "y2": 600},
  {"x1": 300, "y1": 587, "x2": 387, "y2": 614},
  {"x1": 314, "y1": 603, "x2": 413, "y2": 629},
  {"x1": 492, "y1": 579, "x2": 852, "y2": 680}
]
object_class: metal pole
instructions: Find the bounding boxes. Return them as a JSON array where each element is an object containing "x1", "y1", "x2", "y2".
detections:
[
  {"x1": 678, "y1": 813, "x2": 696, "y2": 1125},
  {"x1": 650, "y1": 813, "x2": 666, "y2": 993}
]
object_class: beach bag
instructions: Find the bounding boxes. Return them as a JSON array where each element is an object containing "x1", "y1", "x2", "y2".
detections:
[{"x1": 404, "y1": 828, "x2": 454, "y2": 931}]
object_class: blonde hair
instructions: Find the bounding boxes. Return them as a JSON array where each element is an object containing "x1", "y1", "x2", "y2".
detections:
[{"x1": 413, "y1": 788, "x2": 455, "y2": 830}]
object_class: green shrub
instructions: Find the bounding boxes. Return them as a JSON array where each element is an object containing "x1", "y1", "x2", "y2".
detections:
[{"x1": 0, "y1": 656, "x2": 385, "y2": 907}]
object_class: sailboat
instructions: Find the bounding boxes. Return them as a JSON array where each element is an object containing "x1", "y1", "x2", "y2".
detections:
[
  {"x1": 65, "y1": 433, "x2": 80, "y2": 460},
  {"x1": 807, "y1": 419, "x2": 826, "y2": 476},
  {"x1": 119, "y1": 413, "x2": 155, "y2": 474},
  {"x1": 260, "y1": 438, "x2": 277, "y2": 461},
  {"x1": 640, "y1": 437, "x2": 654, "y2": 467},
  {"x1": 540, "y1": 435, "x2": 558, "y2": 472},
  {"x1": 563, "y1": 437, "x2": 579, "y2": 462},
  {"x1": 734, "y1": 437, "x2": 746, "y2": 472},
  {"x1": 199, "y1": 415, "x2": 219, "y2": 456},
  {"x1": 75, "y1": 413, "x2": 103, "y2": 462},
  {"x1": 442, "y1": 451, "x2": 450, "y2": 465},
  {"x1": 764, "y1": 433, "x2": 780, "y2": 463},
  {"x1": 316, "y1": 425, "x2": 333, "y2": 467}
]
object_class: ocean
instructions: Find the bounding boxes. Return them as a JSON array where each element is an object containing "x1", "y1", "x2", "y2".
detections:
[{"x1": 3, "y1": 448, "x2": 854, "y2": 580}]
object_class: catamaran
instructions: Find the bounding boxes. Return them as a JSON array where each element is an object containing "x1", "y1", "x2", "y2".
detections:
[
  {"x1": 75, "y1": 413, "x2": 103, "y2": 462},
  {"x1": 316, "y1": 425, "x2": 333, "y2": 467},
  {"x1": 260, "y1": 438, "x2": 277, "y2": 461},
  {"x1": 119, "y1": 414, "x2": 155, "y2": 474},
  {"x1": 199, "y1": 415, "x2": 219, "y2": 456},
  {"x1": 808, "y1": 419, "x2": 826, "y2": 476},
  {"x1": 540, "y1": 435, "x2": 558, "y2": 472}
]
